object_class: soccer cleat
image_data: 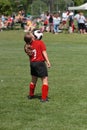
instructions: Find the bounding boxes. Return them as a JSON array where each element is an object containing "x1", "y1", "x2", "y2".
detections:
[
  {"x1": 27, "y1": 95, "x2": 34, "y2": 99},
  {"x1": 40, "y1": 98, "x2": 49, "y2": 102}
]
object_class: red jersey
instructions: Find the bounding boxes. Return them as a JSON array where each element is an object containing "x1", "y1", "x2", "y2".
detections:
[{"x1": 29, "y1": 40, "x2": 46, "y2": 62}]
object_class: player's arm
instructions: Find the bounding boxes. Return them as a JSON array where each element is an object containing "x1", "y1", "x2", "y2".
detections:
[
  {"x1": 42, "y1": 50, "x2": 51, "y2": 68},
  {"x1": 24, "y1": 44, "x2": 33, "y2": 56}
]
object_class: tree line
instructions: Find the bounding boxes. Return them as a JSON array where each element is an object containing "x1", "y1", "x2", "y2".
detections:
[{"x1": 0, "y1": 0, "x2": 86, "y2": 16}]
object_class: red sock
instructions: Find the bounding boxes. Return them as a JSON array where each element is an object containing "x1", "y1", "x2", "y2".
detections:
[
  {"x1": 41, "y1": 84, "x2": 49, "y2": 100},
  {"x1": 29, "y1": 82, "x2": 35, "y2": 96}
]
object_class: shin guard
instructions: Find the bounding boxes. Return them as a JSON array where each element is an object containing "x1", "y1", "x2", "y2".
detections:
[
  {"x1": 41, "y1": 84, "x2": 48, "y2": 100},
  {"x1": 29, "y1": 83, "x2": 35, "y2": 96}
]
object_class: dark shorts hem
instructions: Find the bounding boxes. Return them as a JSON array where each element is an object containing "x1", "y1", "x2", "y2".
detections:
[{"x1": 30, "y1": 61, "x2": 48, "y2": 77}]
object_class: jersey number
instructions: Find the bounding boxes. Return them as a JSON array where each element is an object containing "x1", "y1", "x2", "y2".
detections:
[{"x1": 32, "y1": 49, "x2": 37, "y2": 59}]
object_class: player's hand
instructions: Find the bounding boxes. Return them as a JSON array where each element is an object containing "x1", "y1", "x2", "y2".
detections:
[{"x1": 46, "y1": 61, "x2": 51, "y2": 68}]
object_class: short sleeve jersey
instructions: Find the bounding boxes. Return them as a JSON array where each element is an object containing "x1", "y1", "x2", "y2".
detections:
[{"x1": 30, "y1": 40, "x2": 46, "y2": 62}]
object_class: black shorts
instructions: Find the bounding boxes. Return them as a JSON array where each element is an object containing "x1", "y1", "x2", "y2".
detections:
[
  {"x1": 79, "y1": 23, "x2": 86, "y2": 30},
  {"x1": 30, "y1": 61, "x2": 48, "y2": 77}
]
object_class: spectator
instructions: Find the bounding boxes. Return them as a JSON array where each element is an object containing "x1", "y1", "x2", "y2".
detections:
[
  {"x1": 61, "y1": 10, "x2": 69, "y2": 29},
  {"x1": 53, "y1": 13, "x2": 61, "y2": 34},
  {"x1": 78, "y1": 12, "x2": 86, "y2": 34},
  {"x1": 1, "y1": 15, "x2": 5, "y2": 23},
  {"x1": 43, "y1": 15, "x2": 49, "y2": 32},
  {"x1": 49, "y1": 14, "x2": 53, "y2": 33},
  {"x1": 24, "y1": 19, "x2": 36, "y2": 32},
  {"x1": 74, "y1": 11, "x2": 80, "y2": 32},
  {"x1": 0, "y1": 18, "x2": 7, "y2": 31},
  {"x1": 68, "y1": 11, "x2": 74, "y2": 33},
  {"x1": 7, "y1": 16, "x2": 14, "y2": 28}
]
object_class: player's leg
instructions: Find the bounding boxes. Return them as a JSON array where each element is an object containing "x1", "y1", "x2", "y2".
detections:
[
  {"x1": 41, "y1": 76, "x2": 49, "y2": 101},
  {"x1": 29, "y1": 76, "x2": 38, "y2": 98}
]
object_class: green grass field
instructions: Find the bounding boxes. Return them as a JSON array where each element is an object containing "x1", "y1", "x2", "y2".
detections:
[{"x1": 0, "y1": 30, "x2": 87, "y2": 130}]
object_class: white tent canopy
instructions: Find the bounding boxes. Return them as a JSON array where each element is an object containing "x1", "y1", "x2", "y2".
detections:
[{"x1": 68, "y1": 3, "x2": 87, "y2": 10}]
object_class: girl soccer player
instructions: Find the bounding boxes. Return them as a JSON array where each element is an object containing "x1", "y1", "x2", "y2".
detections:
[{"x1": 24, "y1": 32, "x2": 51, "y2": 102}]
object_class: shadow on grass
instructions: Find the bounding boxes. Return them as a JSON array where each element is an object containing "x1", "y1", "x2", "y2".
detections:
[
  {"x1": 27, "y1": 93, "x2": 41, "y2": 100},
  {"x1": 27, "y1": 94, "x2": 50, "y2": 101}
]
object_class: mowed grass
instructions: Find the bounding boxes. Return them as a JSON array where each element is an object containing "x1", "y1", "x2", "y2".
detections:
[{"x1": 0, "y1": 30, "x2": 87, "y2": 130}]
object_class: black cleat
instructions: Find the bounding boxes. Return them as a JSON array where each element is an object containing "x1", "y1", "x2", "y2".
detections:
[
  {"x1": 40, "y1": 98, "x2": 49, "y2": 102},
  {"x1": 27, "y1": 95, "x2": 34, "y2": 99}
]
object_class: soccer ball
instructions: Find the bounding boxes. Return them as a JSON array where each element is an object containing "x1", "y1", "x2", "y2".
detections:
[{"x1": 33, "y1": 29, "x2": 43, "y2": 40}]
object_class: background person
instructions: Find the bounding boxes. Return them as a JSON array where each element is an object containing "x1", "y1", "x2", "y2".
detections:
[
  {"x1": 53, "y1": 13, "x2": 61, "y2": 34},
  {"x1": 78, "y1": 12, "x2": 87, "y2": 34}
]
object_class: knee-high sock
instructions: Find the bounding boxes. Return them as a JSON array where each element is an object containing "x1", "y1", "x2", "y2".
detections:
[
  {"x1": 29, "y1": 82, "x2": 35, "y2": 96},
  {"x1": 41, "y1": 84, "x2": 48, "y2": 100}
]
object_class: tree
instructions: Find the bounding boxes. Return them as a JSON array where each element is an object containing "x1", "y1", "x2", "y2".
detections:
[
  {"x1": 54, "y1": 0, "x2": 66, "y2": 11},
  {"x1": 73, "y1": 0, "x2": 84, "y2": 6},
  {"x1": 28, "y1": 0, "x2": 48, "y2": 15},
  {"x1": 9, "y1": 0, "x2": 32, "y2": 13},
  {"x1": 20, "y1": 0, "x2": 29, "y2": 12},
  {"x1": 0, "y1": 0, "x2": 12, "y2": 15},
  {"x1": 84, "y1": 0, "x2": 87, "y2": 2}
]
